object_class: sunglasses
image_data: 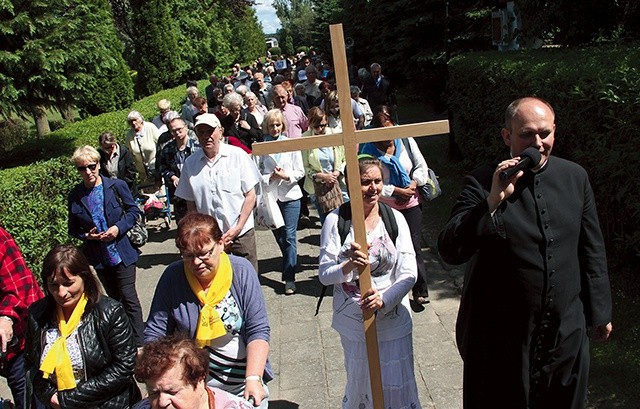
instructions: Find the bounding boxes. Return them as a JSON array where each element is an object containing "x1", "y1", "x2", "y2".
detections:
[
  {"x1": 76, "y1": 163, "x2": 98, "y2": 172},
  {"x1": 314, "y1": 123, "x2": 328, "y2": 129}
]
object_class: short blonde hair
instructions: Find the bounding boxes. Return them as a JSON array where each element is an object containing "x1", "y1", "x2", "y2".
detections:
[
  {"x1": 262, "y1": 109, "x2": 287, "y2": 134},
  {"x1": 71, "y1": 145, "x2": 101, "y2": 165},
  {"x1": 157, "y1": 99, "x2": 171, "y2": 110}
]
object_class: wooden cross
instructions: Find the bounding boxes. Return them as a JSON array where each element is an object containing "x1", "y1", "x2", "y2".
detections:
[{"x1": 252, "y1": 24, "x2": 449, "y2": 408}]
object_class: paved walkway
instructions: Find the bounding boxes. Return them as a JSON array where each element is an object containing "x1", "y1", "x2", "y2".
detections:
[{"x1": 1, "y1": 209, "x2": 465, "y2": 408}]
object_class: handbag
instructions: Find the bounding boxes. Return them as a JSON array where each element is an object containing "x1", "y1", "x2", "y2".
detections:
[
  {"x1": 254, "y1": 183, "x2": 285, "y2": 230},
  {"x1": 112, "y1": 186, "x2": 148, "y2": 247},
  {"x1": 313, "y1": 179, "x2": 344, "y2": 214},
  {"x1": 417, "y1": 168, "x2": 442, "y2": 201},
  {"x1": 313, "y1": 146, "x2": 345, "y2": 214},
  {"x1": 401, "y1": 138, "x2": 442, "y2": 201}
]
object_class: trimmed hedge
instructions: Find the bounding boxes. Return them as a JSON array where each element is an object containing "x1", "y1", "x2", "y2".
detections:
[
  {"x1": 0, "y1": 80, "x2": 207, "y2": 272},
  {"x1": 447, "y1": 42, "x2": 640, "y2": 264}
]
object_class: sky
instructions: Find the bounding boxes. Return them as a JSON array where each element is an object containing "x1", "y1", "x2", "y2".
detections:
[{"x1": 254, "y1": 0, "x2": 282, "y2": 35}]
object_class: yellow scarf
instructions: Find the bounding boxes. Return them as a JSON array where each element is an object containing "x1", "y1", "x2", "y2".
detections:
[
  {"x1": 185, "y1": 252, "x2": 233, "y2": 347},
  {"x1": 39, "y1": 293, "x2": 88, "y2": 391}
]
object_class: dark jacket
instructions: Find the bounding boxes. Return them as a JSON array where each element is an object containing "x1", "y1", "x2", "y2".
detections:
[
  {"x1": 438, "y1": 156, "x2": 612, "y2": 408},
  {"x1": 68, "y1": 178, "x2": 141, "y2": 269},
  {"x1": 98, "y1": 144, "x2": 137, "y2": 194},
  {"x1": 25, "y1": 296, "x2": 140, "y2": 409},
  {"x1": 220, "y1": 110, "x2": 263, "y2": 151}
]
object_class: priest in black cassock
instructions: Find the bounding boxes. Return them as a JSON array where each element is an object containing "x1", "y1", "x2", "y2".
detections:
[{"x1": 438, "y1": 97, "x2": 612, "y2": 409}]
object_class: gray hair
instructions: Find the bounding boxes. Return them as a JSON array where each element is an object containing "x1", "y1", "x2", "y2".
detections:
[
  {"x1": 350, "y1": 85, "x2": 361, "y2": 96},
  {"x1": 127, "y1": 110, "x2": 144, "y2": 123},
  {"x1": 186, "y1": 86, "x2": 199, "y2": 97},
  {"x1": 235, "y1": 85, "x2": 249, "y2": 96},
  {"x1": 223, "y1": 92, "x2": 243, "y2": 109},
  {"x1": 162, "y1": 110, "x2": 180, "y2": 124}
]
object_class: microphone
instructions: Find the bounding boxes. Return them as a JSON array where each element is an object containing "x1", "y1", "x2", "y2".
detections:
[{"x1": 499, "y1": 147, "x2": 542, "y2": 180}]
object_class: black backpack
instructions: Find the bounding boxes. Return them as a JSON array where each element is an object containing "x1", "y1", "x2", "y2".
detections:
[{"x1": 315, "y1": 201, "x2": 399, "y2": 315}]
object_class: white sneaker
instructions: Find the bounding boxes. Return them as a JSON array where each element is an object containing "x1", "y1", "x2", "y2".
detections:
[{"x1": 285, "y1": 281, "x2": 296, "y2": 295}]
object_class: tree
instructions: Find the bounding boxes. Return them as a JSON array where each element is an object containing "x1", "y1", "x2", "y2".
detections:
[
  {"x1": 273, "y1": 0, "x2": 315, "y2": 52},
  {"x1": 0, "y1": 0, "x2": 134, "y2": 136},
  {"x1": 130, "y1": 0, "x2": 184, "y2": 96}
]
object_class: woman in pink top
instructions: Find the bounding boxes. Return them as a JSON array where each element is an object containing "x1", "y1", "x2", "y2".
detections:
[{"x1": 358, "y1": 106, "x2": 431, "y2": 306}]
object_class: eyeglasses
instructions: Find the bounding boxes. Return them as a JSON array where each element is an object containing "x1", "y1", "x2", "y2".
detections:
[
  {"x1": 76, "y1": 163, "x2": 98, "y2": 172},
  {"x1": 170, "y1": 126, "x2": 185, "y2": 134},
  {"x1": 181, "y1": 245, "x2": 216, "y2": 262},
  {"x1": 313, "y1": 123, "x2": 328, "y2": 129}
]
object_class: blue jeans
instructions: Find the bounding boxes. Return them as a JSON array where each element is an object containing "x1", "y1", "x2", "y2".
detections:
[
  {"x1": 273, "y1": 199, "x2": 301, "y2": 282},
  {"x1": 1, "y1": 352, "x2": 45, "y2": 409}
]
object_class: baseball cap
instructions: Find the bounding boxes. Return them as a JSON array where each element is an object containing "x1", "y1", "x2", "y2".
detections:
[{"x1": 194, "y1": 113, "x2": 221, "y2": 130}]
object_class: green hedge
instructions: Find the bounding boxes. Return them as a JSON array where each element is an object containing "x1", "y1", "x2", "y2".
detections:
[
  {"x1": 447, "y1": 43, "x2": 640, "y2": 263},
  {"x1": 0, "y1": 80, "x2": 207, "y2": 272}
]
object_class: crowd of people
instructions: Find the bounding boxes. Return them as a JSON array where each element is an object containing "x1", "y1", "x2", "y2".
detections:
[{"x1": 0, "y1": 51, "x2": 613, "y2": 409}]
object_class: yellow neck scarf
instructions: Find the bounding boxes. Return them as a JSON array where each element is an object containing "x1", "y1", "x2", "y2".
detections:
[
  {"x1": 185, "y1": 252, "x2": 233, "y2": 347},
  {"x1": 39, "y1": 293, "x2": 88, "y2": 391}
]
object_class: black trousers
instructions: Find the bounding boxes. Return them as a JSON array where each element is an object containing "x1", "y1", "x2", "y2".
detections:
[{"x1": 97, "y1": 263, "x2": 144, "y2": 346}]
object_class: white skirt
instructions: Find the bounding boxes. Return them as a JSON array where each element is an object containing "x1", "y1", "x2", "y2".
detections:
[{"x1": 339, "y1": 333, "x2": 421, "y2": 409}]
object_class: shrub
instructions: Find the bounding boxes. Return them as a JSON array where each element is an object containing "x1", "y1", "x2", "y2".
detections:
[
  {"x1": 447, "y1": 42, "x2": 640, "y2": 264},
  {"x1": 0, "y1": 119, "x2": 29, "y2": 157},
  {"x1": 269, "y1": 47, "x2": 282, "y2": 56}
]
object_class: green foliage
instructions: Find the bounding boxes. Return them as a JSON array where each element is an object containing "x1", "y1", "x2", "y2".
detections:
[
  {"x1": 230, "y1": 7, "x2": 268, "y2": 66},
  {"x1": 0, "y1": 159, "x2": 78, "y2": 272},
  {"x1": 0, "y1": 120, "x2": 29, "y2": 156},
  {"x1": 131, "y1": 0, "x2": 184, "y2": 96},
  {"x1": 447, "y1": 42, "x2": 640, "y2": 263},
  {"x1": 0, "y1": 0, "x2": 133, "y2": 126},
  {"x1": 273, "y1": 0, "x2": 315, "y2": 50},
  {"x1": 269, "y1": 47, "x2": 282, "y2": 56}
]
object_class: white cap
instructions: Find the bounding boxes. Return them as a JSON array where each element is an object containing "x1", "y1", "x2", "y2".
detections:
[{"x1": 194, "y1": 113, "x2": 221, "y2": 130}]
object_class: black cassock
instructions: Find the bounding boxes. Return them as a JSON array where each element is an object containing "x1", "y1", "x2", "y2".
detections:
[{"x1": 438, "y1": 156, "x2": 612, "y2": 409}]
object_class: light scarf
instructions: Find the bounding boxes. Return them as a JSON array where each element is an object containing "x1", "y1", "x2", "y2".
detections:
[
  {"x1": 39, "y1": 293, "x2": 88, "y2": 390},
  {"x1": 185, "y1": 252, "x2": 233, "y2": 347},
  {"x1": 360, "y1": 140, "x2": 412, "y2": 188}
]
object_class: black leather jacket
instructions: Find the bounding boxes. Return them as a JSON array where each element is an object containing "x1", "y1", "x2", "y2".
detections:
[{"x1": 25, "y1": 296, "x2": 139, "y2": 409}]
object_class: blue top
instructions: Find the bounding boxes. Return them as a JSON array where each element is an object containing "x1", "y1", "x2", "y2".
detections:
[{"x1": 68, "y1": 177, "x2": 141, "y2": 268}]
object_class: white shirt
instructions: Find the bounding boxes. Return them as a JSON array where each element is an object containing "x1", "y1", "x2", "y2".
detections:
[
  {"x1": 175, "y1": 144, "x2": 261, "y2": 235},
  {"x1": 255, "y1": 135, "x2": 305, "y2": 202},
  {"x1": 318, "y1": 209, "x2": 416, "y2": 342}
]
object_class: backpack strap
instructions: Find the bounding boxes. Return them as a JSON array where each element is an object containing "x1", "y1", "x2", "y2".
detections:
[
  {"x1": 378, "y1": 202, "x2": 399, "y2": 245},
  {"x1": 315, "y1": 202, "x2": 399, "y2": 316}
]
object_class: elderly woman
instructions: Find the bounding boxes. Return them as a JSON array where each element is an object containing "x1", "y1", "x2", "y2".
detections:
[
  {"x1": 220, "y1": 92, "x2": 263, "y2": 153},
  {"x1": 319, "y1": 156, "x2": 421, "y2": 409},
  {"x1": 125, "y1": 110, "x2": 160, "y2": 186},
  {"x1": 133, "y1": 335, "x2": 253, "y2": 409},
  {"x1": 256, "y1": 109, "x2": 305, "y2": 295},
  {"x1": 25, "y1": 244, "x2": 140, "y2": 409},
  {"x1": 98, "y1": 132, "x2": 137, "y2": 194},
  {"x1": 144, "y1": 213, "x2": 273, "y2": 408},
  {"x1": 67, "y1": 146, "x2": 145, "y2": 346},
  {"x1": 244, "y1": 91, "x2": 267, "y2": 127},
  {"x1": 359, "y1": 107, "x2": 432, "y2": 305},
  {"x1": 301, "y1": 107, "x2": 348, "y2": 223}
]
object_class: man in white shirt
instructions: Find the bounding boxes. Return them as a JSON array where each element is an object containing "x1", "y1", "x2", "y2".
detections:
[{"x1": 175, "y1": 114, "x2": 261, "y2": 272}]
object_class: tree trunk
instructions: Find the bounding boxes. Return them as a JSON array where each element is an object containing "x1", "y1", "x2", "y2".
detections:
[
  {"x1": 32, "y1": 105, "x2": 51, "y2": 137},
  {"x1": 60, "y1": 104, "x2": 75, "y2": 122}
]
